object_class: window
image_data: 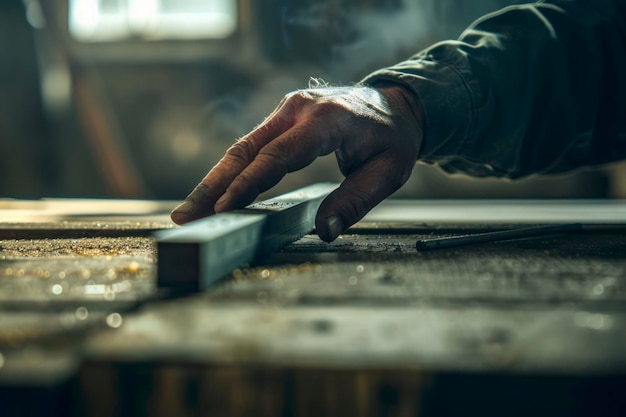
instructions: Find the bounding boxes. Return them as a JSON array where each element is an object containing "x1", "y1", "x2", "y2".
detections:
[{"x1": 69, "y1": 0, "x2": 237, "y2": 42}]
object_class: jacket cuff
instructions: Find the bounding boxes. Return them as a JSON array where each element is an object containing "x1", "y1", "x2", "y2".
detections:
[{"x1": 359, "y1": 52, "x2": 477, "y2": 163}]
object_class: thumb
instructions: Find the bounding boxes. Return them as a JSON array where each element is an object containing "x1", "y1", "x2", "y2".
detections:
[{"x1": 315, "y1": 155, "x2": 412, "y2": 242}]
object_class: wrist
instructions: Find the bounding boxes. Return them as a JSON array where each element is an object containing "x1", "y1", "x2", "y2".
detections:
[
  {"x1": 370, "y1": 82, "x2": 424, "y2": 133},
  {"x1": 367, "y1": 82, "x2": 425, "y2": 158}
]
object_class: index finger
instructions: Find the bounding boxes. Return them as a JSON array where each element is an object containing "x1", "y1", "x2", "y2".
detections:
[
  {"x1": 170, "y1": 103, "x2": 294, "y2": 224},
  {"x1": 214, "y1": 119, "x2": 341, "y2": 212}
]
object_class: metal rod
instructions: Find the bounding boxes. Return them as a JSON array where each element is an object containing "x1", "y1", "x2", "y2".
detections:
[
  {"x1": 415, "y1": 223, "x2": 583, "y2": 251},
  {"x1": 155, "y1": 183, "x2": 338, "y2": 292}
]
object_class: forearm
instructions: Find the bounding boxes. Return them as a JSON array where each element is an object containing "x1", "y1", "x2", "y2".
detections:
[{"x1": 362, "y1": 0, "x2": 626, "y2": 179}]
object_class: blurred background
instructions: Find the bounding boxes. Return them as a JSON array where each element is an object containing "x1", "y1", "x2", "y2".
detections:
[{"x1": 1, "y1": 0, "x2": 625, "y2": 201}]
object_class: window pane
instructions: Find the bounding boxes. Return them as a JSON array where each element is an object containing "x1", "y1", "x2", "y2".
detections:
[
  {"x1": 69, "y1": 0, "x2": 237, "y2": 42},
  {"x1": 99, "y1": 0, "x2": 122, "y2": 13}
]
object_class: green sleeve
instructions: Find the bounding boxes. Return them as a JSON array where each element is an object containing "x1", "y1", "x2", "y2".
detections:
[{"x1": 362, "y1": 0, "x2": 626, "y2": 179}]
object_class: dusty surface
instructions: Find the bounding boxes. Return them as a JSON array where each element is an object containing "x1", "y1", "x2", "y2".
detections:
[{"x1": 2, "y1": 201, "x2": 626, "y2": 416}]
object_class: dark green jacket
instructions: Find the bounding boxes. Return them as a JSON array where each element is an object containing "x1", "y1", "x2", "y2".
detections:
[{"x1": 363, "y1": 0, "x2": 626, "y2": 179}]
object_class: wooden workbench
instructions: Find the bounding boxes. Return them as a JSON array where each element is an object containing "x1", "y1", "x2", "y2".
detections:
[{"x1": 2, "y1": 199, "x2": 626, "y2": 417}]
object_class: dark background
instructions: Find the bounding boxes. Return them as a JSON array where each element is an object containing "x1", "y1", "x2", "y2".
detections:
[{"x1": 1, "y1": 0, "x2": 621, "y2": 200}]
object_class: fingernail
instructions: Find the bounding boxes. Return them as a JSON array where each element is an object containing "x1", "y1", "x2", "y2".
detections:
[
  {"x1": 170, "y1": 199, "x2": 194, "y2": 224},
  {"x1": 173, "y1": 199, "x2": 193, "y2": 214},
  {"x1": 326, "y1": 214, "x2": 344, "y2": 241}
]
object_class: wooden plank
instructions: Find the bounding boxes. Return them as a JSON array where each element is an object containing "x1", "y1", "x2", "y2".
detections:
[
  {"x1": 206, "y1": 232, "x2": 626, "y2": 308},
  {"x1": 81, "y1": 300, "x2": 626, "y2": 375},
  {"x1": 3, "y1": 199, "x2": 626, "y2": 416},
  {"x1": 0, "y1": 199, "x2": 176, "y2": 239},
  {"x1": 155, "y1": 183, "x2": 337, "y2": 292}
]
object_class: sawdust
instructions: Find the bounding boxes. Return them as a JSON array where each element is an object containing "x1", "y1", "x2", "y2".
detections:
[{"x1": 0, "y1": 237, "x2": 156, "y2": 258}]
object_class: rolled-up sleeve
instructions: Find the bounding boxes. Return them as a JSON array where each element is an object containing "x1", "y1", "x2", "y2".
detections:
[{"x1": 361, "y1": 0, "x2": 626, "y2": 179}]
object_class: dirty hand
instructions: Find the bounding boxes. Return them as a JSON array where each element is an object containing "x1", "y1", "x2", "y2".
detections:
[{"x1": 171, "y1": 83, "x2": 424, "y2": 242}]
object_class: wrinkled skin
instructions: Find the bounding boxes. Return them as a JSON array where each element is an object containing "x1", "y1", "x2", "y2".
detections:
[{"x1": 171, "y1": 83, "x2": 424, "y2": 242}]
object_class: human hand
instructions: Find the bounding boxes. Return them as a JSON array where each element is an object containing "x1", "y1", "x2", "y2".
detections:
[{"x1": 171, "y1": 82, "x2": 424, "y2": 242}]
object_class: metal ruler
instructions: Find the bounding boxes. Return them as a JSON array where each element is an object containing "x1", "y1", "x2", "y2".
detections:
[{"x1": 155, "y1": 183, "x2": 338, "y2": 291}]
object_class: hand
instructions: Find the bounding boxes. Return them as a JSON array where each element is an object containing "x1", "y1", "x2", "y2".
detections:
[{"x1": 171, "y1": 83, "x2": 424, "y2": 242}]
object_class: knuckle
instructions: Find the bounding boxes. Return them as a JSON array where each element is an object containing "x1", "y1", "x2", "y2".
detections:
[
  {"x1": 226, "y1": 140, "x2": 256, "y2": 166},
  {"x1": 257, "y1": 147, "x2": 289, "y2": 173},
  {"x1": 284, "y1": 91, "x2": 309, "y2": 107},
  {"x1": 232, "y1": 170, "x2": 258, "y2": 192},
  {"x1": 265, "y1": 138, "x2": 291, "y2": 159},
  {"x1": 284, "y1": 91, "x2": 347, "y2": 123},
  {"x1": 255, "y1": 119, "x2": 280, "y2": 137},
  {"x1": 256, "y1": 150, "x2": 285, "y2": 167},
  {"x1": 272, "y1": 91, "x2": 310, "y2": 123}
]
